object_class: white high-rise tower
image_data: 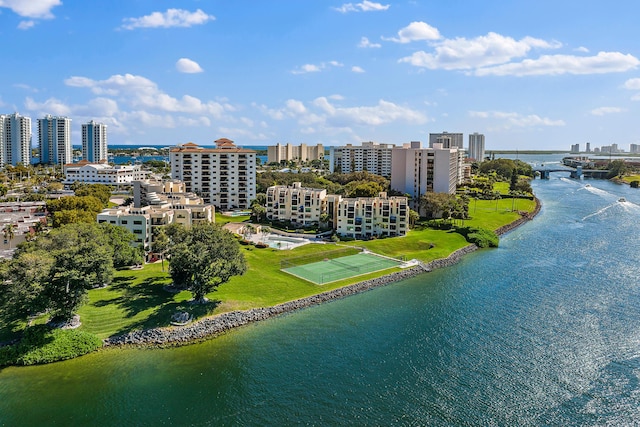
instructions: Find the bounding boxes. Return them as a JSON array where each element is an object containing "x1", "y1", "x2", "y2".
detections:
[
  {"x1": 468, "y1": 133, "x2": 485, "y2": 162},
  {"x1": 38, "y1": 115, "x2": 72, "y2": 165},
  {"x1": 82, "y1": 120, "x2": 108, "y2": 163},
  {"x1": 0, "y1": 113, "x2": 32, "y2": 167}
]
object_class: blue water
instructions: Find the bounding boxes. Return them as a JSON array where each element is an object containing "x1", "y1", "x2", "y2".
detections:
[{"x1": 1, "y1": 163, "x2": 640, "y2": 426}]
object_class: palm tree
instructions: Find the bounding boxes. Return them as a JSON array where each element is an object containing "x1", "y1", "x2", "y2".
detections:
[{"x1": 3, "y1": 223, "x2": 16, "y2": 249}]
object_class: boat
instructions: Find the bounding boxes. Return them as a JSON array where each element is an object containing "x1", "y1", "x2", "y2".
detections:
[
  {"x1": 618, "y1": 197, "x2": 626, "y2": 202},
  {"x1": 585, "y1": 184, "x2": 591, "y2": 187}
]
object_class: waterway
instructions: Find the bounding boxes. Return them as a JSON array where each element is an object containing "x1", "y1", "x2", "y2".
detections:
[{"x1": 2, "y1": 157, "x2": 640, "y2": 426}]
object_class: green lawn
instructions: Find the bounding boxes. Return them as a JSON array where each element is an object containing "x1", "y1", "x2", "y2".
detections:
[{"x1": 622, "y1": 174, "x2": 640, "y2": 184}]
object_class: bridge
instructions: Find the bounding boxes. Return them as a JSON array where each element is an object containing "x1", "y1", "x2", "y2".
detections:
[{"x1": 533, "y1": 165, "x2": 610, "y2": 179}]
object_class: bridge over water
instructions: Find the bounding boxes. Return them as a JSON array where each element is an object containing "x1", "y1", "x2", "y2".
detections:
[{"x1": 533, "y1": 165, "x2": 610, "y2": 179}]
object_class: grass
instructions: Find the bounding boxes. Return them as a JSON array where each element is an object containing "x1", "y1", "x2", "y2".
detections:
[
  {"x1": 1, "y1": 195, "x2": 538, "y2": 346},
  {"x1": 215, "y1": 212, "x2": 250, "y2": 225},
  {"x1": 621, "y1": 174, "x2": 640, "y2": 184}
]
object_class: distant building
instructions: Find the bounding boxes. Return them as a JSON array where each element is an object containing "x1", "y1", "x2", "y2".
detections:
[
  {"x1": 630, "y1": 144, "x2": 639, "y2": 154},
  {"x1": 82, "y1": 120, "x2": 108, "y2": 162},
  {"x1": 468, "y1": 133, "x2": 485, "y2": 162},
  {"x1": 0, "y1": 113, "x2": 32, "y2": 167},
  {"x1": 0, "y1": 201, "x2": 47, "y2": 255},
  {"x1": 585, "y1": 142, "x2": 591, "y2": 153},
  {"x1": 391, "y1": 141, "x2": 463, "y2": 213},
  {"x1": 329, "y1": 141, "x2": 395, "y2": 176},
  {"x1": 64, "y1": 161, "x2": 148, "y2": 185},
  {"x1": 267, "y1": 143, "x2": 324, "y2": 164},
  {"x1": 429, "y1": 132, "x2": 464, "y2": 149},
  {"x1": 570, "y1": 144, "x2": 580, "y2": 153},
  {"x1": 38, "y1": 115, "x2": 72, "y2": 165},
  {"x1": 170, "y1": 138, "x2": 256, "y2": 210}
]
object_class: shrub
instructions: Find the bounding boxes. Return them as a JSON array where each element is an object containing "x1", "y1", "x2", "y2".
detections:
[
  {"x1": 255, "y1": 242, "x2": 269, "y2": 249},
  {"x1": 0, "y1": 325, "x2": 102, "y2": 366},
  {"x1": 456, "y1": 226, "x2": 499, "y2": 248}
]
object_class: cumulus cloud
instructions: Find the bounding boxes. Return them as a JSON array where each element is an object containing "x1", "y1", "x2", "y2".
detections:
[
  {"x1": 469, "y1": 110, "x2": 565, "y2": 128},
  {"x1": 334, "y1": 1, "x2": 390, "y2": 13},
  {"x1": 176, "y1": 58, "x2": 204, "y2": 73},
  {"x1": 291, "y1": 61, "x2": 343, "y2": 74},
  {"x1": 24, "y1": 96, "x2": 72, "y2": 116},
  {"x1": 624, "y1": 78, "x2": 640, "y2": 90},
  {"x1": 0, "y1": 0, "x2": 61, "y2": 18},
  {"x1": 400, "y1": 32, "x2": 560, "y2": 70},
  {"x1": 575, "y1": 46, "x2": 590, "y2": 53},
  {"x1": 474, "y1": 51, "x2": 639, "y2": 76},
  {"x1": 352, "y1": 66, "x2": 365, "y2": 73},
  {"x1": 120, "y1": 9, "x2": 215, "y2": 30},
  {"x1": 17, "y1": 20, "x2": 36, "y2": 30},
  {"x1": 384, "y1": 21, "x2": 441, "y2": 44},
  {"x1": 358, "y1": 37, "x2": 381, "y2": 48},
  {"x1": 590, "y1": 107, "x2": 625, "y2": 116}
]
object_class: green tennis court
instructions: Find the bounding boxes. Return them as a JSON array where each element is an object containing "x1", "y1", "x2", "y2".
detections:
[{"x1": 283, "y1": 252, "x2": 402, "y2": 285}]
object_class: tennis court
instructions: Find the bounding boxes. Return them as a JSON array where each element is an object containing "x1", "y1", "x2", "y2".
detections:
[{"x1": 282, "y1": 252, "x2": 402, "y2": 285}]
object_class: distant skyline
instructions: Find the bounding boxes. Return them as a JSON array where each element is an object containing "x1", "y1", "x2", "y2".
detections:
[{"x1": 1, "y1": 1, "x2": 640, "y2": 150}]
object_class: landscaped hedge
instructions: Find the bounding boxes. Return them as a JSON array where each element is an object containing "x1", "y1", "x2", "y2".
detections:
[
  {"x1": 456, "y1": 226, "x2": 499, "y2": 248},
  {"x1": 0, "y1": 325, "x2": 102, "y2": 366}
]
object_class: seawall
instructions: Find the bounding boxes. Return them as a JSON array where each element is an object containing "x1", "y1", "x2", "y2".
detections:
[{"x1": 104, "y1": 197, "x2": 542, "y2": 348}]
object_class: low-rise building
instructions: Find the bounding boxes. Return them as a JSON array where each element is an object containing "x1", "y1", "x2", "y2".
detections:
[
  {"x1": 0, "y1": 201, "x2": 47, "y2": 256},
  {"x1": 266, "y1": 182, "x2": 327, "y2": 226},
  {"x1": 64, "y1": 161, "x2": 148, "y2": 185},
  {"x1": 336, "y1": 192, "x2": 408, "y2": 239}
]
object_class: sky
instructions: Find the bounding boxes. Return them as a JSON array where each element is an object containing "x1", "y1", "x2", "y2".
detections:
[{"x1": 1, "y1": 0, "x2": 640, "y2": 151}]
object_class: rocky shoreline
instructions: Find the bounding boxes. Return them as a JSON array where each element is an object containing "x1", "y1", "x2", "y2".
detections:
[{"x1": 104, "y1": 197, "x2": 541, "y2": 348}]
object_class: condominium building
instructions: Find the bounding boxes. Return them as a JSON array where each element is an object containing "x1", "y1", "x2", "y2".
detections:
[
  {"x1": 97, "y1": 207, "x2": 152, "y2": 248},
  {"x1": 329, "y1": 141, "x2": 395, "y2": 176},
  {"x1": 267, "y1": 143, "x2": 324, "y2": 164},
  {"x1": 336, "y1": 192, "x2": 408, "y2": 239},
  {"x1": 391, "y1": 141, "x2": 463, "y2": 211},
  {"x1": 82, "y1": 120, "x2": 108, "y2": 163},
  {"x1": 468, "y1": 132, "x2": 485, "y2": 162},
  {"x1": 266, "y1": 182, "x2": 328, "y2": 226},
  {"x1": 170, "y1": 138, "x2": 256, "y2": 210},
  {"x1": 429, "y1": 132, "x2": 464, "y2": 149},
  {"x1": 38, "y1": 115, "x2": 72, "y2": 165},
  {"x1": 630, "y1": 144, "x2": 639, "y2": 154},
  {"x1": 64, "y1": 161, "x2": 148, "y2": 185},
  {"x1": 0, "y1": 113, "x2": 32, "y2": 167}
]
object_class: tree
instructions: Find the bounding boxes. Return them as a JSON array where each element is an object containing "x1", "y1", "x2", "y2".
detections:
[
  {"x1": 168, "y1": 223, "x2": 246, "y2": 303},
  {"x1": 151, "y1": 227, "x2": 170, "y2": 271},
  {"x1": 408, "y1": 209, "x2": 420, "y2": 229},
  {"x1": 99, "y1": 223, "x2": 144, "y2": 268},
  {"x1": 3, "y1": 223, "x2": 16, "y2": 249},
  {"x1": 251, "y1": 204, "x2": 266, "y2": 223},
  {"x1": 73, "y1": 183, "x2": 112, "y2": 207},
  {"x1": 607, "y1": 159, "x2": 629, "y2": 179}
]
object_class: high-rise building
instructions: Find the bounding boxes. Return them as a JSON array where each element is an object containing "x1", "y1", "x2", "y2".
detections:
[
  {"x1": 170, "y1": 138, "x2": 256, "y2": 210},
  {"x1": 0, "y1": 113, "x2": 32, "y2": 167},
  {"x1": 329, "y1": 141, "x2": 395, "y2": 176},
  {"x1": 429, "y1": 132, "x2": 464, "y2": 149},
  {"x1": 82, "y1": 120, "x2": 108, "y2": 163},
  {"x1": 585, "y1": 142, "x2": 591, "y2": 153},
  {"x1": 570, "y1": 144, "x2": 580, "y2": 153},
  {"x1": 38, "y1": 115, "x2": 72, "y2": 165},
  {"x1": 267, "y1": 143, "x2": 324, "y2": 164},
  {"x1": 391, "y1": 141, "x2": 463, "y2": 213},
  {"x1": 468, "y1": 132, "x2": 485, "y2": 162}
]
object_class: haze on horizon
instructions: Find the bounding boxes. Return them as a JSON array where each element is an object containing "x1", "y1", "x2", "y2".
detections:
[{"x1": 1, "y1": 0, "x2": 640, "y2": 151}]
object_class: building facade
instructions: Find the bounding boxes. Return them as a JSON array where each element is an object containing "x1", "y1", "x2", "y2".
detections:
[
  {"x1": 266, "y1": 182, "x2": 328, "y2": 226},
  {"x1": 429, "y1": 132, "x2": 464, "y2": 149},
  {"x1": 0, "y1": 113, "x2": 32, "y2": 167},
  {"x1": 267, "y1": 143, "x2": 324, "y2": 164},
  {"x1": 38, "y1": 115, "x2": 72, "y2": 165},
  {"x1": 64, "y1": 161, "x2": 148, "y2": 185},
  {"x1": 82, "y1": 120, "x2": 108, "y2": 163},
  {"x1": 391, "y1": 141, "x2": 463, "y2": 211},
  {"x1": 468, "y1": 132, "x2": 485, "y2": 162},
  {"x1": 335, "y1": 193, "x2": 408, "y2": 239},
  {"x1": 329, "y1": 141, "x2": 394, "y2": 176},
  {"x1": 170, "y1": 138, "x2": 256, "y2": 211}
]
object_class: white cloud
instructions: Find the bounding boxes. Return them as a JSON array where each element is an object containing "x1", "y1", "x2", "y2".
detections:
[
  {"x1": 474, "y1": 51, "x2": 639, "y2": 76},
  {"x1": 400, "y1": 32, "x2": 560, "y2": 70},
  {"x1": 591, "y1": 107, "x2": 625, "y2": 116},
  {"x1": 17, "y1": 20, "x2": 36, "y2": 30},
  {"x1": 575, "y1": 46, "x2": 590, "y2": 53},
  {"x1": 176, "y1": 58, "x2": 204, "y2": 73},
  {"x1": 352, "y1": 66, "x2": 365, "y2": 73},
  {"x1": 120, "y1": 9, "x2": 215, "y2": 30},
  {"x1": 384, "y1": 21, "x2": 441, "y2": 44},
  {"x1": 24, "y1": 96, "x2": 72, "y2": 116},
  {"x1": 0, "y1": 0, "x2": 61, "y2": 19},
  {"x1": 624, "y1": 78, "x2": 640, "y2": 90},
  {"x1": 334, "y1": 1, "x2": 390, "y2": 13},
  {"x1": 358, "y1": 37, "x2": 381, "y2": 48},
  {"x1": 469, "y1": 110, "x2": 565, "y2": 128},
  {"x1": 291, "y1": 61, "x2": 343, "y2": 74}
]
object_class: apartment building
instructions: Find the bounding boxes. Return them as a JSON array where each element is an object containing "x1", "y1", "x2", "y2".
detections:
[
  {"x1": 64, "y1": 161, "x2": 148, "y2": 185},
  {"x1": 391, "y1": 141, "x2": 463, "y2": 211},
  {"x1": 266, "y1": 182, "x2": 328, "y2": 226},
  {"x1": 170, "y1": 139, "x2": 256, "y2": 210},
  {"x1": 329, "y1": 141, "x2": 394, "y2": 176},
  {"x1": 336, "y1": 192, "x2": 408, "y2": 239},
  {"x1": 82, "y1": 120, "x2": 108, "y2": 163},
  {"x1": 38, "y1": 115, "x2": 72, "y2": 165},
  {"x1": 0, "y1": 113, "x2": 32, "y2": 167},
  {"x1": 468, "y1": 132, "x2": 485, "y2": 162},
  {"x1": 267, "y1": 143, "x2": 324, "y2": 164},
  {"x1": 97, "y1": 207, "x2": 152, "y2": 248},
  {"x1": 428, "y1": 132, "x2": 464, "y2": 149}
]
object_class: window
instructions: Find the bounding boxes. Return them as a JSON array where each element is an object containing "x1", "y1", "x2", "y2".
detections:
[{"x1": 133, "y1": 220, "x2": 143, "y2": 225}]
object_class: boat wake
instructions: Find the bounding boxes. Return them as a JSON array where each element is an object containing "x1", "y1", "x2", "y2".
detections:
[{"x1": 582, "y1": 199, "x2": 640, "y2": 221}]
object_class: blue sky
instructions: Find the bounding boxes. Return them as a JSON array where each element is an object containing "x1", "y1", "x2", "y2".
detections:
[{"x1": 1, "y1": 0, "x2": 640, "y2": 151}]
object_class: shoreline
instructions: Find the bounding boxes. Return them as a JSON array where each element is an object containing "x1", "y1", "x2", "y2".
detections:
[{"x1": 104, "y1": 196, "x2": 542, "y2": 349}]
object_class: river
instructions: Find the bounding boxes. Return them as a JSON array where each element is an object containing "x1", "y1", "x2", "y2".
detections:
[{"x1": 1, "y1": 155, "x2": 640, "y2": 426}]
